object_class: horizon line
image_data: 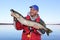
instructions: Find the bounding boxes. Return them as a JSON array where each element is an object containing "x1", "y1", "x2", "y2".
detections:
[{"x1": 0, "y1": 23, "x2": 60, "y2": 25}]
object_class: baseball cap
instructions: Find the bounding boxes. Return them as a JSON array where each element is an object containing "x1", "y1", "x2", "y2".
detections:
[{"x1": 30, "y1": 5, "x2": 39, "y2": 11}]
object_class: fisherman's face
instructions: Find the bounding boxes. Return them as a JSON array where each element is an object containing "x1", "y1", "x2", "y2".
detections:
[{"x1": 30, "y1": 8, "x2": 38, "y2": 17}]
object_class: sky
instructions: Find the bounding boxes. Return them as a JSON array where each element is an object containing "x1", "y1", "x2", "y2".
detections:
[{"x1": 0, "y1": 0, "x2": 60, "y2": 24}]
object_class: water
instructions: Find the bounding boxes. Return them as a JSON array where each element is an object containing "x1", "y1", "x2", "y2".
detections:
[
  {"x1": 42, "y1": 25, "x2": 60, "y2": 40},
  {"x1": 0, "y1": 25, "x2": 60, "y2": 40}
]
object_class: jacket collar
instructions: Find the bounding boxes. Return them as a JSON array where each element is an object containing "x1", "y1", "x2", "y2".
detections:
[{"x1": 26, "y1": 13, "x2": 40, "y2": 23}]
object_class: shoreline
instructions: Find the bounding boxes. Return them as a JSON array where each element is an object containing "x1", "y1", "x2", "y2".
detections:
[{"x1": 0, "y1": 23, "x2": 60, "y2": 25}]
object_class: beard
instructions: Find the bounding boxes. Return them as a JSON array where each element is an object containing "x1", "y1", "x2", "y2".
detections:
[{"x1": 30, "y1": 12, "x2": 37, "y2": 17}]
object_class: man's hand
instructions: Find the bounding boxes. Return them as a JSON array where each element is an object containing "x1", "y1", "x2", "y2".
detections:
[{"x1": 14, "y1": 17, "x2": 17, "y2": 21}]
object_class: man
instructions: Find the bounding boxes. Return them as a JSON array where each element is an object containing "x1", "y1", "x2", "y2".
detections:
[{"x1": 12, "y1": 5, "x2": 45, "y2": 40}]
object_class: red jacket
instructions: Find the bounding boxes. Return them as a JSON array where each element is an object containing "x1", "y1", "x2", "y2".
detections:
[{"x1": 15, "y1": 15, "x2": 41, "y2": 40}]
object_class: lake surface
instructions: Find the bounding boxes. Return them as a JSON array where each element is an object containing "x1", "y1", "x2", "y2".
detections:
[{"x1": 0, "y1": 25, "x2": 60, "y2": 40}]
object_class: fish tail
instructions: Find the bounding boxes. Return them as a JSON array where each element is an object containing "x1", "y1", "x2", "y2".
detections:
[{"x1": 46, "y1": 28, "x2": 52, "y2": 36}]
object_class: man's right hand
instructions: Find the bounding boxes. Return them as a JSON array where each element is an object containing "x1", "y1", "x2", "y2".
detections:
[
  {"x1": 11, "y1": 12, "x2": 17, "y2": 21},
  {"x1": 14, "y1": 17, "x2": 17, "y2": 21}
]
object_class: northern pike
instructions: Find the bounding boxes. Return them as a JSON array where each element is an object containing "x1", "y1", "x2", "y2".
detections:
[{"x1": 10, "y1": 9, "x2": 52, "y2": 36}]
